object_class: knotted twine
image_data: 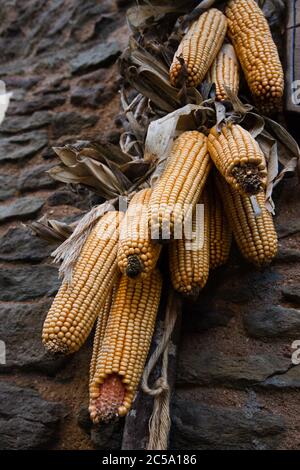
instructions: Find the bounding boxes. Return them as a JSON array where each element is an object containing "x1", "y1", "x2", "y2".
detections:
[{"x1": 141, "y1": 289, "x2": 180, "y2": 450}]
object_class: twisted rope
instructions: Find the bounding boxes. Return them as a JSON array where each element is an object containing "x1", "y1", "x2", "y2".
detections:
[{"x1": 141, "y1": 289, "x2": 179, "y2": 450}]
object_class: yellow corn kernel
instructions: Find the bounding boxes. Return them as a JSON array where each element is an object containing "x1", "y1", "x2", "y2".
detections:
[
  {"x1": 208, "y1": 123, "x2": 267, "y2": 196},
  {"x1": 225, "y1": 0, "x2": 284, "y2": 115},
  {"x1": 149, "y1": 131, "x2": 212, "y2": 242},
  {"x1": 206, "y1": 43, "x2": 240, "y2": 101},
  {"x1": 169, "y1": 191, "x2": 210, "y2": 298},
  {"x1": 42, "y1": 211, "x2": 124, "y2": 355},
  {"x1": 170, "y1": 9, "x2": 227, "y2": 88},
  {"x1": 215, "y1": 174, "x2": 278, "y2": 267},
  {"x1": 118, "y1": 189, "x2": 161, "y2": 279},
  {"x1": 89, "y1": 285, "x2": 117, "y2": 387},
  {"x1": 89, "y1": 270, "x2": 162, "y2": 423},
  {"x1": 207, "y1": 179, "x2": 232, "y2": 269}
]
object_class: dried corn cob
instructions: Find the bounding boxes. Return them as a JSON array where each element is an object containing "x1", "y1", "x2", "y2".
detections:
[
  {"x1": 149, "y1": 131, "x2": 212, "y2": 241},
  {"x1": 208, "y1": 123, "x2": 267, "y2": 196},
  {"x1": 215, "y1": 174, "x2": 277, "y2": 266},
  {"x1": 169, "y1": 191, "x2": 210, "y2": 298},
  {"x1": 170, "y1": 9, "x2": 227, "y2": 88},
  {"x1": 225, "y1": 0, "x2": 284, "y2": 114},
  {"x1": 42, "y1": 211, "x2": 123, "y2": 355},
  {"x1": 206, "y1": 43, "x2": 240, "y2": 101},
  {"x1": 89, "y1": 286, "x2": 117, "y2": 387},
  {"x1": 89, "y1": 270, "x2": 162, "y2": 423},
  {"x1": 208, "y1": 180, "x2": 232, "y2": 269},
  {"x1": 118, "y1": 189, "x2": 161, "y2": 279}
]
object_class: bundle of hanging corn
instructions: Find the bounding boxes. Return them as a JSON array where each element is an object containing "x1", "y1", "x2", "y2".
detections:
[{"x1": 30, "y1": 0, "x2": 300, "y2": 450}]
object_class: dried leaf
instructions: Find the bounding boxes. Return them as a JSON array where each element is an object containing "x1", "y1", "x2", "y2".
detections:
[
  {"x1": 224, "y1": 87, "x2": 253, "y2": 115},
  {"x1": 240, "y1": 112, "x2": 265, "y2": 138},
  {"x1": 119, "y1": 132, "x2": 143, "y2": 159},
  {"x1": 215, "y1": 101, "x2": 226, "y2": 128},
  {"x1": 144, "y1": 103, "x2": 212, "y2": 185},
  {"x1": 120, "y1": 39, "x2": 199, "y2": 113},
  {"x1": 200, "y1": 81, "x2": 215, "y2": 101},
  {"x1": 256, "y1": 125, "x2": 299, "y2": 213},
  {"x1": 127, "y1": 0, "x2": 200, "y2": 34},
  {"x1": 78, "y1": 157, "x2": 124, "y2": 195},
  {"x1": 79, "y1": 142, "x2": 132, "y2": 165},
  {"x1": 48, "y1": 165, "x2": 116, "y2": 199},
  {"x1": 28, "y1": 216, "x2": 73, "y2": 243},
  {"x1": 102, "y1": 157, "x2": 135, "y2": 191},
  {"x1": 48, "y1": 219, "x2": 74, "y2": 239},
  {"x1": 53, "y1": 147, "x2": 77, "y2": 167},
  {"x1": 120, "y1": 160, "x2": 152, "y2": 182},
  {"x1": 264, "y1": 117, "x2": 300, "y2": 164},
  {"x1": 126, "y1": 66, "x2": 178, "y2": 113},
  {"x1": 273, "y1": 157, "x2": 299, "y2": 189},
  {"x1": 48, "y1": 165, "x2": 88, "y2": 182},
  {"x1": 180, "y1": 0, "x2": 221, "y2": 31},
  {"x1": 49, "y1": 137, "x2": 150, "y2": 199},
  {"x1": 260, "y1": 0, "x2": 285, "y2": 27},
  {"x1": 120, "y1": 89, "x2": 146, "y2": 141},
  {"x1": 256, "y1": 131, "x2": 278, "y2": 213}
]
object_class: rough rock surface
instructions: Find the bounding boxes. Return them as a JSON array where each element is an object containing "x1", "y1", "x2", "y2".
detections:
[
  {"x1": 171, "y1": 397, "x2": 285, "y2": 450},
  {"x1": 70, "y1": 42, "x2": 121, "y2": 74},
  {"x1": 0, "y1": 265, "x2": 60, "y2": 301},
  {"x1": 0, "y1": 197, "x2": 45, "y2": 223},
  {"x1": 0, "y1": 382, "x2": 65, "y2": 450},
  {"x1": 51, "y1": 112, "x2": 99, "y2": 138},
  {"x1": 176, "y1": 348, "x2": 289, "y2": 387},
  {"x1": 0, "y1": 130, "x2": 48, "y2": 162},
  {"x1": 0, "y1": 301, "x2": 66, "y2": 373},
  {"x1": 244, "y1": 306, "x2": 300, "y2": 339},
  {"x1": 0, "y1": 111, "x2": 51, "y2": 134},
  {"x1": 0, "y1": 174, "x2": 15, "y2": 201},
  {"x1": 0, "y1": 0, "x2": 130, "y2": 451},
  {"x1": 18, "y1": 163, "x2": 58, "y2": 192},
  {"x1": 0, "y1": 227, "x2": 54, "y2": 261}
]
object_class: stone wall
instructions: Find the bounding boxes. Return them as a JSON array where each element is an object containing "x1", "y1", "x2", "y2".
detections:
[
  {"x1": 0, "y1": 0, "x2": 129, "y2": 450},
  {"x1": 1, "y1": 0, "x2": 300, "y2": 451}
]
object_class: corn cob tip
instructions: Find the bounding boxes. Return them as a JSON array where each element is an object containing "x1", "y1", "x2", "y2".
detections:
[
  {"x1": 89, "y1": 374, "x2": 126, "y2": 424},
  {"x1": 231, "y1": 163, "x2": 264, "y2": 195},
  {"x1": 118, "y1": 188, "x2": 161, "y2": 278},
  {"x1": 43, "y1": 337, "x2": 71, "y2": 355},
  {"x1": 183, "y1": 285, "x2": 201, "y2": 300},
  {"x1": 208, "y1": 124, "x2": 267, "y2": 196},
  {"x1": 125, "y1": 254, "x2": 144, "y2": 278}
]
